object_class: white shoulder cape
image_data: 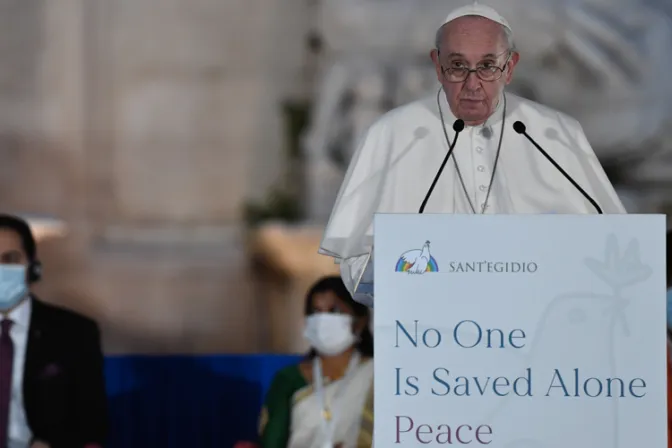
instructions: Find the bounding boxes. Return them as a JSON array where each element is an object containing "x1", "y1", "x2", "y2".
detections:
[{"x1": 318, "y1": 89, "x2": 626, "y2": 301}]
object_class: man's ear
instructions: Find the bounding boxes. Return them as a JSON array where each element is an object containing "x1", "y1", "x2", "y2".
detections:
[
  {"x1": 505, "y1": 51, "x2": 520, "y2": 84},
  {"x1": 430, "y1": 49, "x2": 444, "y2": 83}
]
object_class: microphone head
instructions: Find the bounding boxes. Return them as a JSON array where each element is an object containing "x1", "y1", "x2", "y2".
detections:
[
  {"x1": 453, "y1": 119, "x2": 465, "y2": 132},
  {"x1": 513, "y1": 121, "x2": 526, "y2": 134}
]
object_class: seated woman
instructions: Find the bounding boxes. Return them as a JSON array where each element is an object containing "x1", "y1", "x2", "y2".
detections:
[{"x1": 259, "y1": 276, "x2": 374, "y2": 448}]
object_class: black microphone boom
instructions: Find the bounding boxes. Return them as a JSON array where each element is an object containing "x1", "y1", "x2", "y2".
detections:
[
  {"x1": 419, "y1": 119, "x2": 465, "y2": 213},
  {"x1": 512, "y1": 121, "x2": 603, "y2": 214}
]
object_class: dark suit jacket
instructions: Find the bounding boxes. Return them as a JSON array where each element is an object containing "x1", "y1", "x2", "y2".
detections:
[{"x1": 22, "y1": 297, "x2": 108, "y2": 448}]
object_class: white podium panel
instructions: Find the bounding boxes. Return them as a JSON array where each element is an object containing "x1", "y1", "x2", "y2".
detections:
[{"x1": 373, "y1": 214, "x2": 667, "y2": 447}]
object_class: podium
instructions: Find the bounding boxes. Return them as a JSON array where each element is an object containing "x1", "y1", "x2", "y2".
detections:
[{"x1": 373, "y1": 214, "x2": 667, "y2": 447}]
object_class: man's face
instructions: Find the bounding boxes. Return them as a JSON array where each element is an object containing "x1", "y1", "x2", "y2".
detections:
[
  {"x1": 0, "y1": 229, "x2": 28, "y2": 272},
  {"x1": 431, "y1": 16, "x2": 519, "y2": 126}
]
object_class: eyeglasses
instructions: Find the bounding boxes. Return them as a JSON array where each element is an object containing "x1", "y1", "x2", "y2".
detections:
[{"x1": 440, "y1": 51, "x2": 512, "y2": 83}]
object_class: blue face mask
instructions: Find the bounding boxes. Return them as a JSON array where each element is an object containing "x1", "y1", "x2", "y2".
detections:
[
  {"x1": 0, "y1": 265, "x2": 28, "y2": 312},
  {"x1": 667, "y1": 287, "x2": 672, "y2": 330}
]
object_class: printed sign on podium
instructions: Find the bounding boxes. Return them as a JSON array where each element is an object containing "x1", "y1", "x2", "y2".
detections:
[{"x1": 373, "y1": 214, "x2": 667, "y2": 447}]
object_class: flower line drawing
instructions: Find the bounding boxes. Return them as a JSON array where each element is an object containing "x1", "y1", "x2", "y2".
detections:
[{"x1": 473, "y1": 235, "x2": 651, "y2": 448}]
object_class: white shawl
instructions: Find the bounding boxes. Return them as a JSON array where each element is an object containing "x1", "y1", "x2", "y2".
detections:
[{"x1": 319, "y1": 88, "x2": 626, "y2": 302}]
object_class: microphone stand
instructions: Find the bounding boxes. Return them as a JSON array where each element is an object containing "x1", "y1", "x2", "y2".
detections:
[
  {"x1": 419, "y1": 119, "x2": 465, "y2": 213},
  {"x1": 513, "y1": 121, "x2": 603, "y2": 214}
]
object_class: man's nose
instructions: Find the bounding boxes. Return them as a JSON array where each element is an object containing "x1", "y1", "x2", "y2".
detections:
[{"x1": 464, "y1": 71, "x2": 481, "y2": 90}]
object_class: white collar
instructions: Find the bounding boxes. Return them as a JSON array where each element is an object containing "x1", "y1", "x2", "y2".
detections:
[
  {"x1": 6, "y1": 296, "x2": 31, "y2": 328},
  {"x1": 482, "y1": 92, "x2": 506, "y2": 130}
]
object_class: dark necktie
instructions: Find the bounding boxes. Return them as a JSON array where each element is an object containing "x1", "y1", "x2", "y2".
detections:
[{"x1": 0, "y1": 319, "x2": 13, "y2": 448}]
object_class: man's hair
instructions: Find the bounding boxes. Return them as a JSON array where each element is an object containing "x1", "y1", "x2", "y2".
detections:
[
  {"x1": 435, "y1": 19, "x2": 515, "y2": 53},
  {"x1": 0, "y1": 214, "x2": 36, "y2": 261}
]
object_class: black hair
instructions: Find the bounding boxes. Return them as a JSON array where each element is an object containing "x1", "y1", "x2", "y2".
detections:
[
  {"x1": 304, "y1": 275, "x2": 374, "y2": 358},
  {"x1": 0, "y1": 214, "x2": 36, "y2": 261}
]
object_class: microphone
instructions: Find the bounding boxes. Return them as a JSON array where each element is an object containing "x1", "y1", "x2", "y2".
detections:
[
  {"x1": 419, "y1": 119, "x2": 465, "y2": 213},
  {"x1": 512, "y1": 121, "x2": 603, "y2": 214}
]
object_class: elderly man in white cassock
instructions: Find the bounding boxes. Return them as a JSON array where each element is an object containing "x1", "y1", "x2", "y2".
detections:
[{"x1": 318, "y1": 2, "x2": 626, "y2": 307}]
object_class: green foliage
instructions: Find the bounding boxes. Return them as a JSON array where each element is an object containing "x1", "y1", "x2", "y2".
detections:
[
  {"x1": 242, "y1": 187, "x2": 303, "y2": 227},
  {"x1": 282, "y1": 101, "x2": 311, "y2": 160},
  {"x1": 242, "y1": 100, "x2": 312, "y2": 227}
]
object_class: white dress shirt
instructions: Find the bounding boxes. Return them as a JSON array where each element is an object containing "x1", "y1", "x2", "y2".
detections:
[{"x1": 5, "y1": 298, "x2": 32, "y2": 447}]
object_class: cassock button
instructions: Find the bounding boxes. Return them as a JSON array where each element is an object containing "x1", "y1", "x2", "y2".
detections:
[
  {"x1": 479, "y1": 185, "x2": 487, "y2": 191},
  {"x1": 477, "y1": 165, "x2": 485, "y2": 172},
  {"x1": 476, "y1": 146, "x2": 484, "y2": 153}
]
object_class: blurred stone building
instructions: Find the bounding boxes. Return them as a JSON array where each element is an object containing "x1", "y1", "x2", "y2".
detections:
[
  {"x1": 0, "y1": 0, "x2": 670, "y2": 355},
  {"x1": 0, "y1": 0, "x2": 325, "y2": 354}
]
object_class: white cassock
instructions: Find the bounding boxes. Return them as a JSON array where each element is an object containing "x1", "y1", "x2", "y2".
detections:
[{"x1": 319, "y1": 88, "x2": 626, "y2": 306}]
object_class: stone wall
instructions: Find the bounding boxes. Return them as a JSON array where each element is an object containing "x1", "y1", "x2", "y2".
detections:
[
  {"x1": 0, "y1": 0, "x2": 319, "y2": 354},
  {"x1": 6, "y1": 0, "x2": 667, "y2": 355}
]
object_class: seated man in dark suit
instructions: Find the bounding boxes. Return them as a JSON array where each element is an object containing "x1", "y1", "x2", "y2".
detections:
[{"x1": 0, "y1": 214, "x2": 107, "y2": 448}]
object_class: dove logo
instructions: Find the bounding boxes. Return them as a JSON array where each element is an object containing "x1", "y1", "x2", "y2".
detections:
[{"x1": 395, "y1": 241, "x2": 439, "y2": 274}]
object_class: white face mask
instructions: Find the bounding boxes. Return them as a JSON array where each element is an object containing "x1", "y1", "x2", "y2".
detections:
[
  {"x1": 303, "y1": 313, "x2": 356, "y2": 356},
  {"x1": 0, "y1": 265, "x2": 28, "y2": 312}
]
